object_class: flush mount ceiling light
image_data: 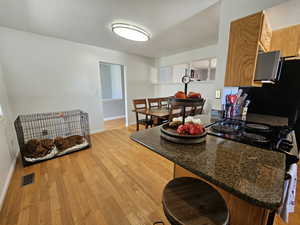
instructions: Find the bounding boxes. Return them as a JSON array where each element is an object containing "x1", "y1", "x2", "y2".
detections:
[{"x1": 111, "y1": 23, "x2": 150, "y2": 42}]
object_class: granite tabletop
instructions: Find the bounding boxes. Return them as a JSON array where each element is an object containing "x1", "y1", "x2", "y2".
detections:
[{"x1": 130, "y1": 115, "x2": 288, "y2": 210}]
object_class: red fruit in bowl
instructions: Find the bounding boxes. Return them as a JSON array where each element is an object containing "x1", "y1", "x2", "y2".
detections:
[
  {"x1": 196, "y1": 124, "x2": 205, "y2": 134},
  {"x1": 177, "y1": 123, "x2": 205, "y2": 135},
  {"x1": 189, "y1": 126, "x2": 197, "y2": 135},
  {"x1": 188, "y1": 92, "x2": 201, "y2": 99},
  {"x1": 189, "y1": 124, "x2": 205, "y2": 135},
  {"x1": 177, "y1": 124, "x2": 190, "y2": 134},
  {"x1": 186, "y1": 122, "x2": 194, "y2": 129},
  {"x1": 175, "y1": 91, "x2": 187, "y2": 99},
  {"x1": 189, "y1": 124, "x2": 197, "y2": 135},
  {"x1": 177, "y1": 124, "x2": 186, "y2": 134}
]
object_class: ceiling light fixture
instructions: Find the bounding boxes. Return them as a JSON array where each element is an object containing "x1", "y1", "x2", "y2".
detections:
[{"x1": 111, "y1": 23, "x2": 150, "y2": 42}]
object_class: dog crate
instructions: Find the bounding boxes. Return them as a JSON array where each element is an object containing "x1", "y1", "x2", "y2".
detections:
[{"x1": 14, "y1": 110, "x2": 91, "y2": 166}]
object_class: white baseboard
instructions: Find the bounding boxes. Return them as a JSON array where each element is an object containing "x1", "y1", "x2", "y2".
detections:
[
  {"x1": 90, "y1": 128, "x2": 105, "y2": 134},
  {"x1": 127, "y1": 121, "x2": 136, "y2": 126},
  {"x1": 0, "y1": 152, "x2": 18, "y2": 211},
  {"x1": 104, "y1": 115, "x2": 125, "y2": 121}
]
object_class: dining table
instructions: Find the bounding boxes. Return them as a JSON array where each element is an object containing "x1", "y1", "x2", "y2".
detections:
[{"x1": 132, "y1": 108, "x2": 192, "y2": 119}]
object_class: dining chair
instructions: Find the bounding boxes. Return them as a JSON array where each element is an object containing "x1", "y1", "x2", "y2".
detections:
[
  {"x1": 168, "y1": 98, "x2": 205, "y2": 122},
  {"x1": 158, "y1": 97, "x2": 171, "y2": 124},
  {"x1": 159, "y1": 97, "x2": 170, "y2": 109},
  {"x1": 133, "y1": 99, "x2": 153, "y2": 131},
  {"x1": 168, "y1": 105, "x2": 184, "y2": 122},
  {"x1": 147, "y1": 98, "x2": 162, "y2": 126},
  {"x1": 190, "y1": 99, "x2": 206, "y2": 116},
  {"x1": 148, "y1": 98, "x2": 161, "y2": 109}
]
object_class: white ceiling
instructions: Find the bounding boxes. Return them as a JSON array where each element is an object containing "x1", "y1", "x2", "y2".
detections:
[
  {"x1": 266, "y1": 0, "x2": 300, "y2": 30},
  {"x1": 0, "y1": 0, "x2": 220, "y2": 58}
]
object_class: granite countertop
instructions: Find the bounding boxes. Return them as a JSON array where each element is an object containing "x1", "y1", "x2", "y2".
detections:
[{"x1": 130, "y1": 114, "x2": 290, "y2": 210}]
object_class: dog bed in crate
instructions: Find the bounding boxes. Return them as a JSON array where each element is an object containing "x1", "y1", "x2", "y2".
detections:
[{"x1": 14, "y1": 110, "x2": 91, "y2": 166}]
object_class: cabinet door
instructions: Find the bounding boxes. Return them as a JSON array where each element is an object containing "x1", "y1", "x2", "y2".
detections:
[
  {"x1": 271, "y1": 24, "x2": 300, "y2": 57},
  {"x1": 225, "y1": 12, "x2": 263, "y2": 87},
  {"x1": 260, "y1": 14, "x2": 272, "y2": 52}
]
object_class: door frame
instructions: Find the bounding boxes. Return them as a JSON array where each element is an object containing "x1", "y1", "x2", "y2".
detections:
[{"x1": 99, "y1": 62, "x2": 128, "y2": 128}]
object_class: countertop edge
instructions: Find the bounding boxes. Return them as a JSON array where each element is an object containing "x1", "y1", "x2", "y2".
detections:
[{"x1": 130, "y1": 135, "x2": 282, "y2": 210}]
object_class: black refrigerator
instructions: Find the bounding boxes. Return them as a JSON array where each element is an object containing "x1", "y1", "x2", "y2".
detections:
[{"x1": 240, "y1": 59, "x2": 300, "y2": 146}]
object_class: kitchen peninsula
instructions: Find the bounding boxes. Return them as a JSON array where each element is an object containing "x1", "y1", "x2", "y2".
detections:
[{"x1": 130, "y1": 114, "x2": 298, "y2": 225}]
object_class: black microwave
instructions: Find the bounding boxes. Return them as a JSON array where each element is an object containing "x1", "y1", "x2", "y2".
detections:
[
  {"x1": 254, "y1": 51, "x2": 283, "y2": 83},
  {"x1": 241, "y1": 59, "x2": 300, "y2": 124}
]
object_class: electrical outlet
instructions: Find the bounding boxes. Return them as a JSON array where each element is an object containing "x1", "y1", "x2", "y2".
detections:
[
  {"x1": 215, "y1": 90, "x2": 221, "y2": 99},
  {"x1": 0, "y1": 104, "x2": 3, "y2": 116}
]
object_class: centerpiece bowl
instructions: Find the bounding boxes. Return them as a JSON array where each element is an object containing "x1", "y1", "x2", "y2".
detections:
[{"x1": 160, "y1": 123, "x2": 207, "y2": 144}]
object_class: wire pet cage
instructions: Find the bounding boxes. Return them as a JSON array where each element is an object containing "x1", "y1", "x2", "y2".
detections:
[{"x1": 14, "y1": 110, "x2": 91, "y2": 166}]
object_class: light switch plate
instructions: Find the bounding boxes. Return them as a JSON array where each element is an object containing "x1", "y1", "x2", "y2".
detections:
[{"x1": 215, "y1": 90, "x2": 221, "y2": 99}]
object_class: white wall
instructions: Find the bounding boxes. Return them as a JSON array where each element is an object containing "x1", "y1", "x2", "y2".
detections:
[
  {"x1": 103, "y1": 99, "x2": 125, "y2": 120},
  {"x1": 100, "y1": 63, "x2": 124, "y2": 100},
  {"x1": 155, "y1": 44, "x2": 218, "y2": 113},
  {"x1": 266, "y1": 0, "x2": 300, "y2": 30},
  {"x1": 0, "y1": 64, "x2": 17, "y2": 210},
  {"x1": 0, "y1": 26, "x2": 155, "y2": 132},
  {"x1": 158, "y1": 45, "x2": 218, "y2": 67},
  {"x1": 110, "y1": 64, "x2": 123, "y2": 99},
  {"x1": 100, "y1": 63, "x2": 112, "y2": 99}
]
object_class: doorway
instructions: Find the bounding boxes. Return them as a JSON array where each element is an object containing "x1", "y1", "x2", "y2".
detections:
[{"x1": 99, "y1": 62, "x2": 127, "y2": 130}]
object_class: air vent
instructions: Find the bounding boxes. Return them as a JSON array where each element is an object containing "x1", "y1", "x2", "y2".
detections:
[{"x1": 21, "y1": 173, "x2": 35, "y2": 186}]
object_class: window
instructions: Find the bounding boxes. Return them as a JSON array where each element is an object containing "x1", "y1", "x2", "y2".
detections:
[
  {"x1": 191, "y1": 60, "x2": 210, "y2": 81},
  {"x1": 100, "y1": 63, "x2": 124, "y2": 100},
  {"x1": 158, "y1": 58, "x2": 217, "y2": 84},
  {"x1": 191, "y1": 58, "x2": 217, "y2": 82}
]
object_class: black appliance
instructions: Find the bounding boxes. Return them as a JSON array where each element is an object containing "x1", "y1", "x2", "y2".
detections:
[
  {"x1": 207, "y1": 118, "x2": 299, "y2": 166},
  {"x1": 254, "y1": 51, "x2": 282, "y2": 83},
  {"x1": 240, "y1": 59, "x2": 300, "y2": 147}
]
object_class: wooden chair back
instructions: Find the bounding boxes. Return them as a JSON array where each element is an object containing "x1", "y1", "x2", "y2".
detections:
[
  {"x1": 133, "y1": 99, "x2": 150, "y2": 131},
  {"x1": 159, "y1": 97, "x2": 170, "y2": 109},
  {"x1": 168, "y1": 98, "x2": 205, "y2": 122},
  {"x1": 148, "y1": 98, "x2": 160, "y2": 109},
  {"x1": 168, "y1": 105, "x2": 183, "y2": 122},
  {"x1": 133, "y1": 99, "x2": 147, "y2": 110},
  {"x1": 191, "y1": 99, "x2": 206, "y2": 116}
]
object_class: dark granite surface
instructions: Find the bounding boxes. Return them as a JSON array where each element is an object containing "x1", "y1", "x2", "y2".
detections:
[{"x1": 130, "y1": 114, "x2": 290, "y2": 210}]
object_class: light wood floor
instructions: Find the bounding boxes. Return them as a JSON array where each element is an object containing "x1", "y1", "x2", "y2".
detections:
[
  {"x1": 0, "y1": 126, "x2": 299, "y2": 225},
  {"x1": 104, "y1": 118, "x2": 126, "y2": 130},
  {"x1": 0, "y1": 127, "x2": 173, "y2": 225}
]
